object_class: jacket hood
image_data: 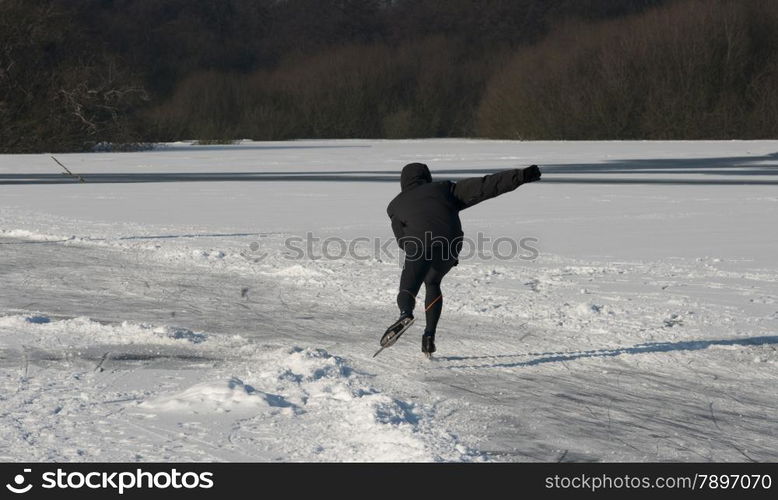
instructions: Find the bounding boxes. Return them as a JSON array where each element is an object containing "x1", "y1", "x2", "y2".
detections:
[{"x1": 400, "y1": 163, "x2": 432, "y2": 192}]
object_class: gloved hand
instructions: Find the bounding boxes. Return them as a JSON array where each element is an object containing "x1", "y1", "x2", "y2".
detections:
[{"x1": 522, "y1": 165, "x2": 541, "y2": 183}]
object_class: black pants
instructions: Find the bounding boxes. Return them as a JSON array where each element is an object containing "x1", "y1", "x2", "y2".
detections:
[{"x1": 397, "y1": 250, "x2": 456, "y2": 336}]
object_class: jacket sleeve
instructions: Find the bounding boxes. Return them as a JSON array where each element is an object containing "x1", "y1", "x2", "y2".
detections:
[
  {"x1": 387, "y1": 204, "x2": 406, "y2": 247},
  {"x1": 451, "y1": 168, "x2": 524, "y2": 210}
]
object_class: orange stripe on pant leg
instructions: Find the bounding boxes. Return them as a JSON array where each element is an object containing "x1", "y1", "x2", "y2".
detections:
[{"x1": 424, "y1": 295, "x2": 442, "y2": 312}]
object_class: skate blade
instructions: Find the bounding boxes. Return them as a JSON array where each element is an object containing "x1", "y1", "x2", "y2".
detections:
[
  {"x1": 374, "y1": 318, "x2": 415, "y2": 358},
  {"x1": 379, "y1": 317, "x2": 414, "y2": 348}
]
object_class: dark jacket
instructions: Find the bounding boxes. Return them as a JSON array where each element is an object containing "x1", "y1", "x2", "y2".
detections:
[{"x1": 387, "y1": 162, "x2": 539, "y2": 261}]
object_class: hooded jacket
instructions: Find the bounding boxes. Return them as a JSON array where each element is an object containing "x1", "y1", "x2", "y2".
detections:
[{"x1": 387, "y1": 163, "x2": 538, "y2": 261}]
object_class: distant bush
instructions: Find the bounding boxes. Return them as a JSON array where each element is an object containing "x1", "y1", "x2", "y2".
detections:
[
  {"x1": 192, "y1": 139, "x2": 241, "y2": 145},
  {"x1": 91, "y1": 142, "x2": 155, "y2": 152},
  {"x1": 5, "y1": 0, "x2": 777, "y2": 151},
  {"x1": 477, "y1": 0, "x2": 778, "y2": 139},
  {"x1": 149, "y1": 37, "x2": 488, "y2": 140},
  {"x1": 0, "y1": 1, "x2": 148, "y2": 152}
]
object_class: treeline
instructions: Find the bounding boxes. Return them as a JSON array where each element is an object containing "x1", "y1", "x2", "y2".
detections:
[
  {"x1": 1, "y1": 0, "x2": 776, "y2": 152},
  {"x1": 479, "y1": 0, "x2": 778, "y2": 139}
]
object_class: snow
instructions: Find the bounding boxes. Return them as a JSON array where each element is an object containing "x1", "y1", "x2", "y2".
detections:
[{"x1": 1, "y1": 139, "x2": 778, "y2": 462}]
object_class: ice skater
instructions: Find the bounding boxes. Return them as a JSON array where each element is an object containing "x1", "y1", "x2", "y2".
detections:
[{"x1": 377, "y1": 162, "x2": 542, "y2": 358}]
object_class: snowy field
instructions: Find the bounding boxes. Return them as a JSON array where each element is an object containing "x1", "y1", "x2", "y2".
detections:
[{"x1": 1, "y1": 139, "x2": 777, "y2": 462}]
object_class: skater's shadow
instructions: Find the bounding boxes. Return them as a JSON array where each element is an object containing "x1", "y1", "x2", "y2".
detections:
[{"x1": 438, "y1": 335, "x2": 778, "y2": 370}]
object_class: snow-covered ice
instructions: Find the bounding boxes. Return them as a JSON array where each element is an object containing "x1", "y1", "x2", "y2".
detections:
[{"x1": 1, "y1": 139, "x2": 777, "y2": 461}]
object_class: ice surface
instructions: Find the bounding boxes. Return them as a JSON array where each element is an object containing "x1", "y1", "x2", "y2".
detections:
[{"x1": 1, "y1": 140, "x2": 777, "y2": 461}]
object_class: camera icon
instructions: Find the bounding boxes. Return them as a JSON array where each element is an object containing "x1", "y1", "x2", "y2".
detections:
[
  {"x1": 6, "y1": 469, "x2": 33, "y2": 494},
  {"x1": 240, "y1": 239, "x2": 268, "y2": 262}
]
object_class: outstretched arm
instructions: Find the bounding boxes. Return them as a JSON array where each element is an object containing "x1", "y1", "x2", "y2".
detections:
[{"x1": 452, "y1": 165, "x2": 541, "y2": 210}]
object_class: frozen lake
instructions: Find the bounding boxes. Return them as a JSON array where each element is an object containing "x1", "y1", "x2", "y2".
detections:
[{"x1": 1, "y1": 139, "x2": 777, "y2": 461}]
